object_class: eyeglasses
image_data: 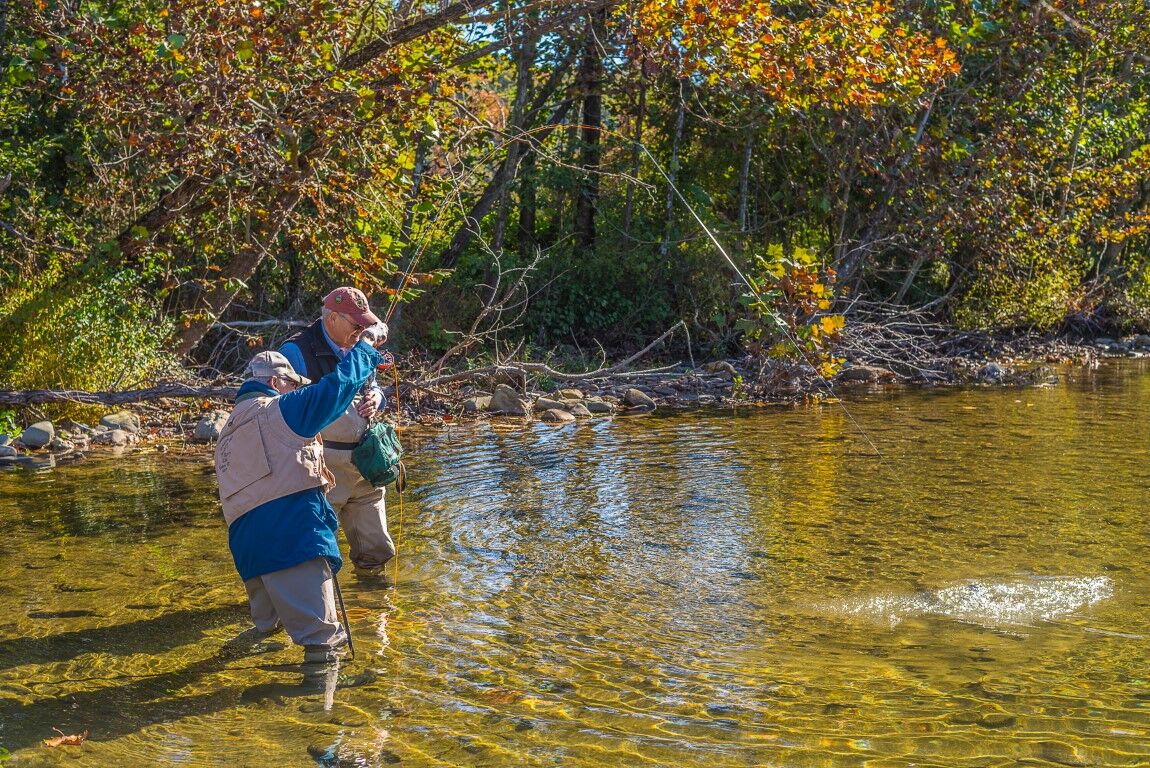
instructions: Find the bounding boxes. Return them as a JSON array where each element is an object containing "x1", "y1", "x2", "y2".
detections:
[{"x1": 340, "y1": 313, "x2": 366, "y2": 333}]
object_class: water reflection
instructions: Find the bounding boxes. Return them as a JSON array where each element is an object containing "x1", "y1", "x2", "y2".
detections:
[{"x1": 2, "y1": 361, "x2": 1150, "y2": 765}]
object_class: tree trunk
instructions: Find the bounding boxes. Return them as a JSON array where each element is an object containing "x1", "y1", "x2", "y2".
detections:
[
  {"x1": 623, "y1": 59, "x2": 646, "y2": 237},
  {"x1": 172, "y1": 192, "x2": 302, "y2": 357},
  {"x1": 572, "y1": 9, "x2": 606, "y2": 252},
  {"x1": 492, "y1": 28, "x2": 536, "y2": 254},
  {"x1": 659, "y1": 84, "x2": 687, "y2": 261},
  {"x1": 438, "y1": 48, "x2": 576, "y2": 268},
  {"x1": 517, "y1": 148, "x2": 537, "y2": 254},
  {"x1": 738, "y1": 124, "x2": 753, "y2": 239}
]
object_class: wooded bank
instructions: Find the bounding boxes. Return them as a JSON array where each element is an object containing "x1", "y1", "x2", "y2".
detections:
[{"x1": 0, "y1": 0, "x2": 1146, "y2": 398}]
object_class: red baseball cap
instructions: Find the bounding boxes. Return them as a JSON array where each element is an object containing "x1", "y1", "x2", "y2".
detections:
[{"x1": 323, "y1": 286, "x2": 381, "y2": 327}]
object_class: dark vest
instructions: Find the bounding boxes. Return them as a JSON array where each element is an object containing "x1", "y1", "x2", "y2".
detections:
[{"x1": 284, "y1": 319, "x2": 340, "y2": 383}]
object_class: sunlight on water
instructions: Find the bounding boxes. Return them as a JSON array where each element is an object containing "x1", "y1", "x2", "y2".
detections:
[
  {"x1": 827, "y1": 575, "x2": 1115, "y2": 628},
  {"x1": 2, "y1": 359, "x2": 1150, "y2": 766}
]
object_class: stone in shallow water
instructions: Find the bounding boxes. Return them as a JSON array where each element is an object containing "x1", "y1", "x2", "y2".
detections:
[
  {"x1": 489, "y1": 384, "x2": 529, "y2": 416},
  {"x1": 978, "y1": 713, "x2": 1016, "y2": 728},
  {"x1": 18, "y1": 421, "x2": 54, "y2": 449},
  {"x1": 1035, "y1": 740, "x2": 1090, "y2": 766},
  {"x1": 541, "y1": 408, "x2": 575, "y2": 424}
]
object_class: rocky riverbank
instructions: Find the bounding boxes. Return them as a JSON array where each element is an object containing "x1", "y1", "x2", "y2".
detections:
[{"x1": 1, "y1": 334, "x2": 1145, "y2": 468}]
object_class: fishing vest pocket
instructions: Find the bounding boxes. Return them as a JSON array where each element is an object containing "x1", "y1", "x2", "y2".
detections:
[{"x1": 216, "y1": 418, "x2": 272, "y2": 500}]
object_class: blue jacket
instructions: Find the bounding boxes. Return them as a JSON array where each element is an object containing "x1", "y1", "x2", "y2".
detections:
[{"x1": 227, "y1": 341, "x2": 383, "y2": 581}]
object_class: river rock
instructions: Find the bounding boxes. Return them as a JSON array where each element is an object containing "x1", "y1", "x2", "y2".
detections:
[
  {"x1": 0, "y1": 435, "x2": 9, "y2": 447},
  {"x1": 977, "y1": 363, "x2": 1007, "y2": 383},
  {"x1": 94, "y1": 429, "x2": 130, "y2": 447},
  {"x1": 540, "y1": 408, "x2": 575, "y2": 424},
  {"x1": 100, "y1": 411, "x2": 140, "y2": 434},
  {"x1": 652, "y1": 384, "x2": 678, "y2": 397},
  {"x1": 835, "y1": 365, "x2": 895, "y2": 384},
  {"x1": 535, "y1": 397, "x2": 567, "y2": 412},
  {"x1": 48, "y1": 437, "x2": 74, "y2": 452},
  {"x1": 1132, "y1": 334, "x2": 1150, "y2": 349},
  {"x1": 705, "y1": 361, "x2": 738, "y2": 376},
  {"x1": 623, "y1": 388, "x2": 656, "y2": 410},
  {"x1": 194, "y1": 410, "x2": 231, "y2": 442},
  {"x1": 18, "y1": 421, "x2": 54, "y2": 450},
  {"x1": 567, "y1": 403, "x2": 592, "y2": 418},
  {"x1": 463, "y1": 396, "x2": 491, "y2": 413},
  {"x1": 1034, "y1": 740, "x2": 1089, "y2": 766},
  {"x1": 59, "y1": 419, "x2": 94, "y2": 435},
  {"x1": 558, "y1": 388, "x2": 584, "y2": 400},
  {"x1": 584, "y1": 398, "x2": 614, "y2": 414},
  {"x1": 0, "y1": 445, "x2": 16, "y2": 458},
  {"x1": 489, "y1": 385, "x2": 529, "y2": 417}
]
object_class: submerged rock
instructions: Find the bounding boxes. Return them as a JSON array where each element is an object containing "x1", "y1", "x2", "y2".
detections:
[{"x1": 18, "y1": 421, "x2": 54, "y2": 450}]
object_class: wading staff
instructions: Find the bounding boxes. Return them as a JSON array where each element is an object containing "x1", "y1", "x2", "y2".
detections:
[{"x1": 332, "y1": 570, "x2": 355, "y2": 660}]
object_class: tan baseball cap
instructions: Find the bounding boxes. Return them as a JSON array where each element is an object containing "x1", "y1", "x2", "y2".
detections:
[{"x1": 244, "y1": 351, "x2": 311, "y2": 386}]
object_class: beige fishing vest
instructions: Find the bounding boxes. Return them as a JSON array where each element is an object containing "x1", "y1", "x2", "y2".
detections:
[{"x1": 215, "y1": 395, "x2": 335, "y2": 526}]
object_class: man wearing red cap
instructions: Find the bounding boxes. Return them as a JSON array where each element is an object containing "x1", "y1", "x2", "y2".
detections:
[{"x1": 280, "y1": 287, "x2": 396, "y2": 581}]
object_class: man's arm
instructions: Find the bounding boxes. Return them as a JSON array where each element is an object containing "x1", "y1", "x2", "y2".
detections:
[{"x1": 277, "y1": 341, "x2": 383, "y2": 437}]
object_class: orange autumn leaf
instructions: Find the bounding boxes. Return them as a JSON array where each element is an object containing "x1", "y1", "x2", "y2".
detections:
[{"x1": 43, "y1": 728, "x2": 88, "y2": 748}]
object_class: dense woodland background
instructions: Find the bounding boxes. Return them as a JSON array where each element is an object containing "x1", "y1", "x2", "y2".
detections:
[{"x1": 0, "y1": 0, "x2": 1147, "y2": 392}]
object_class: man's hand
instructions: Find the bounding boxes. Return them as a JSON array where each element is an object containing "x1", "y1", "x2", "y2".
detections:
[
  {"x1": 359, "y1": 322, "x2": 389, "y2": 349},
  {"x1": 356, "y1": 387, "x2": 383, "y2": 417}
]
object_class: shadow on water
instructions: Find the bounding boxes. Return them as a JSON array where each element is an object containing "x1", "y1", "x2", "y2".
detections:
[{"x1": 0, "y1": 604, "x2": 249, "y2": 672}]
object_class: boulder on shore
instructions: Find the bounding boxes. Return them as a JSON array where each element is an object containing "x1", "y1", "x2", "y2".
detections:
[
  {"x1": 489, "y1": 385, "x2": 530, "y2": 417},
  {"x1": 100, "y1": 411, "x2": 141, "y2": 434},
  {"x1": 194, "y1": 410, "x2": 231, "y2": 442},
  {"x1": 93, "y1": 429, "x2": 130, "y2": 447},
  {"x1": 18, "y1": 421, "x2": 54, "y2": 450},
  {"x1": 567, "y1": 403, "x2": 593, "y2": 418},
  {"x1": 584, "y1": 399, "x2": 615, "y2": 415},
  {"x1": 558, "y1": 388, "x2": 584, "y2": 400},
  {"x1": 623, "y1": 388, "x2": 657, "y2": 411},
  {"x1": 463, "y1": 396, "x2": 491, "y2": 413},
  {"x1": 834, "y1": 365, "x2": 895, "y2": 384}
]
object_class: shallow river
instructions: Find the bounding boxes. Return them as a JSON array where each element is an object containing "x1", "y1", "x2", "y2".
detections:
[{"x1": 2, "y1": 361, "x2": 1149, "y2": 767}]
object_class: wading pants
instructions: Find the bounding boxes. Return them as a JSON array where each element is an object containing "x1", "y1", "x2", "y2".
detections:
[
  {"x1": 244, "y1": 557, "x2": 347, "y2": 649},
  {"x1": 324, "y1": 449, "x2": 396, "y2": 574}
]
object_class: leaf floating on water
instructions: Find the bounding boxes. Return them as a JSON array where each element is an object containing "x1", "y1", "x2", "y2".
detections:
[{"x1": 43, "y1": 728, "x2": 88, "y2": 748}]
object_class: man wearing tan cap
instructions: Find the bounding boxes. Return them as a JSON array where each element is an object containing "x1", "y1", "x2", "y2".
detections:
[
  {"x1": 216, "y1": 340, "x2": 384, "y2": 663},
  {"x1": 280, "y1": 287, "x2": 395, "y2": 582}
]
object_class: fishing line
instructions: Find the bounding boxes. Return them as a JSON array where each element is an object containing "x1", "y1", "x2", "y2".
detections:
[{"x1": 632, "y1": 138, "x2": 898, "y2": 472}]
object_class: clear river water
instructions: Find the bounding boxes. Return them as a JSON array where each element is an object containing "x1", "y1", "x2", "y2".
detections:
[{"x1": 1, "y1": 360, "x2": 1148, "y2": 767}]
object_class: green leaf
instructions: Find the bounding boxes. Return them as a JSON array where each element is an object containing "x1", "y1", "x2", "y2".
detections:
[{"x1": 167, "y1": 33, "x2": 187, "y2": 50}]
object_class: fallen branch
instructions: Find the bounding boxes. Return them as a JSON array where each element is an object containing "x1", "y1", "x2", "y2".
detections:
[
  {"x1": 212, "y1": 319, "x2": 310, "y2": 330},
  {"x1": 418, "y1": 322, "x2": 688, "y2": 388},
  {"x1": 0, "y1": 383, "x2": 238, "y2": 407}
]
